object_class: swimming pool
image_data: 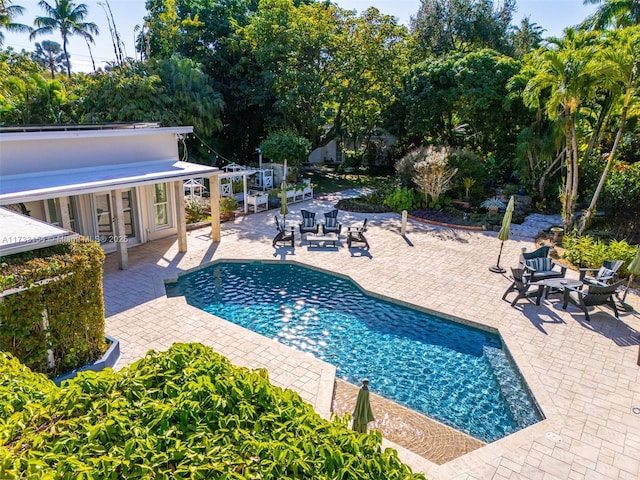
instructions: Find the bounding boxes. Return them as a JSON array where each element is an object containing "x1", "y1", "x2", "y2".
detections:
[{"x1": 165, "y1": 261, "x2": 542, "y2": 442}]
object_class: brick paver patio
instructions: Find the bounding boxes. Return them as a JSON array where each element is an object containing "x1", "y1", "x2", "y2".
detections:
[{"x1": 103, "y1": 193, "x2": 640, "y2": 480}]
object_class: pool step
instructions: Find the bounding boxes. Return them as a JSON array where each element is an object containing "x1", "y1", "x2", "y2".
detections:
[{"x1": 483, "y1": 346, "x2": 541, "y2": 428}]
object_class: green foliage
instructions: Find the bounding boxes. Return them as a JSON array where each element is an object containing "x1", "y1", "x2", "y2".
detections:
[
  {"x1": 220, "y1": 195, "x2": 239, "y2": 216},
  {"x1": 562, "y1": 234, "x2": 637, "y2": 276},
  {"x1": 383, "y1": 187, "x2": 421, "y2": 213},
  {"x1": 0, "y1": 344, "x2": 425, "y2": 479},
  {"x1": 0, "y1": 241, "x2": 106, "y2": 377},
  {"x1": 410, "y1": 0, "x2": 516, "y2": 57},
  {"x1": 600, "y1": 161, "x2": 640, "y2": 243},
  {"x1": 184, "y1": 197, "x2": 210, "y2": 224},
  {"x1": 400, "y1": 49, "x2": 526, "y2": 163},
  {"x1": 448, "y1": 149, "x2": 488, "y2": 198},
  {"x1": 260, "y1": 130, "x2": 311, "y2": 170}
]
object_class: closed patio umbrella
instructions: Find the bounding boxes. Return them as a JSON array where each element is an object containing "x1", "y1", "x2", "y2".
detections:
[
  {"x1": 489, "y1": 195, "x2": 514, "y2": 273},
  {"x1": 621, "y1": 246, "x2": 640, "y2": 308},
  {"x1": 352, "y1": 379, "x2": 375, "y2": 433}
]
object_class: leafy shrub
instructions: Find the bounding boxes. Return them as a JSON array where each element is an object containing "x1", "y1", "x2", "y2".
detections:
[
  {"x1": 0, "y1": 240, "x2": 105, "y2": 377},
  {"x1": 600, "y1": 162, "x2": 640, "y2": 243},
  {"x1": 0, "y1": 344, "x2": 425, "y2": 479},
  {"x1": 185, "y1": 197, "x2": 210, "y2": 224},
  {"x1": 562, "y1": 234, "x2": 637, "y2": 277},
  {"x1": 448, "y1": 149, "x2": 488, "y2": 198},
  {"x1": 383, "y1": 187, "x2": 422, "y2": 212},
  {"x1": 220, "y1": 195, "x2": 239, "y2": 217}
]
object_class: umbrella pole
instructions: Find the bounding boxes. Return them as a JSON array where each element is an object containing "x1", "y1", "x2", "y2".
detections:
[
  {"x1": 620, "y1": 274, "x2": 635, "y2": 312},
  {"x1": 489, "y1": 241, "x2": 506, "y2": 273}
]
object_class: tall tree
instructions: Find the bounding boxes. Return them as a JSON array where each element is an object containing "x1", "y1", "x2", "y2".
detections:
[
  {"x1": 578, "y1": 26, "x2": 640, "y2": 232},
  {"x1": 522, "y1": 29, "x2": 607, "y2": 230},
  {"x1": 509, "y1": 16, "x2": 545, "y2": 59},
  {"x1": 583, "y1": 0, "x2": 640, "y2": 29},
  {"x1": 30, "y1": 0, "x2": 99, "y2": 77},
  {"x1": 410, "y1": 0, "x2": 515, "y2": 57},
  {"x1": 0, "y1": 0, "x2": 30, "y2": 46},
  {"x1": 32, "y1": 40, "x2": 65, "y2": 78}
]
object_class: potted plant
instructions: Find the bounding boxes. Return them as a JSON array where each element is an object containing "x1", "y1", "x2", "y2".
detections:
[
  {"x1": 220, "y1": 196, "x2": 239, "y2": 221},
  {"x1": 480, "y1": 197, "x2": 505, "y2": 215}
]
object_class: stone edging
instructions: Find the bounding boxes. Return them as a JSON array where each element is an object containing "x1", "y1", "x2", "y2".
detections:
[
  {"x1": 407, "y1": 213, "x2": 486, "y2": 231},
  {"x1": 53, "y1": 335, "x2": 121, "y2": 386}
]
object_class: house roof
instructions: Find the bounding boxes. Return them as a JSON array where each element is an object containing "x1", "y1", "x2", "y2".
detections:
[
  {"x1": 0, "y1": 207, "x2": 79, "y2": 256},
  {"x1": 0, "y1": 159, "x2": 219, "y2": 204}
]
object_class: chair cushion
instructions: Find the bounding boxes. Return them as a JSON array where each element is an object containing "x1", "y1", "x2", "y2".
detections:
[
  {"x1": 303, "y1": 217, "x2": 315, "y2": 228},
  {"x1": 325, "y1": 217, "x2": 337, "y2": 228},
  {"x1": 527, "y1": 257, "x2": 553, "y2": 272},
  {"x1": 597, "y1": 266, "x2": 615, "y2": 281}
]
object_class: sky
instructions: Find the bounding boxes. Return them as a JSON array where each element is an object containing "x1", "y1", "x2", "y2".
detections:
[{"x1": 3, "y1": 0, "x2": 598, "y2": 72}]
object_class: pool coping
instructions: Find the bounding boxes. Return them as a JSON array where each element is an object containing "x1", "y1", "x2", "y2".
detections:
[{"x1": 163, "y1": 257, "x2": 561, "y2": 475}]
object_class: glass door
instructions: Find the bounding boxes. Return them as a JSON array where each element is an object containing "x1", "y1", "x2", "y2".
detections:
[{"x1": 94, "y1": 190, "x2": 138, "y2": 245}]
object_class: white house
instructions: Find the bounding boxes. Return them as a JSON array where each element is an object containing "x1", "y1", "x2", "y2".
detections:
[{"x1": 0, "y1": 124, "x2": 221, "y2": 269}]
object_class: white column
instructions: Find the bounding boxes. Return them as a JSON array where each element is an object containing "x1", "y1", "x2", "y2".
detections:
[
  {"x1": 110, "y1": 189, "x2": 128, "y2": 270},
  {"x1": 58, "y1": 196, "x2": 72, "y2": 230},
  {"x1": 210, "y1": 175, "x2": 221, "y2": 242},
  {"x1": 174, "y1": 181, "x2": 187, "y2": 253},
  {"x1": 243, "y1": 174, "x2": 248, "y2": 214}
]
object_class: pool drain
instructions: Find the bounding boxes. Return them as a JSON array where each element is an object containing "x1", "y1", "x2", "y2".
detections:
[{"x1": 633, "y1": 407, "x2": 640, "y2": 415}]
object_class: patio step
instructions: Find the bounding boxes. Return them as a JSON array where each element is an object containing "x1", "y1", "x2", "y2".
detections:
[{"x1": 483, "y1": 345, "x2": 541, "y2": 428}]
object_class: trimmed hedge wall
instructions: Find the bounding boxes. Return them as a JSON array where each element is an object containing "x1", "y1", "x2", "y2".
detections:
[
  {"x1": 0, "y1": 240, "x2": 106, "y2": 377},
  {"x1": 0, "y1": 343, "x2": 426, "y2": 479}
]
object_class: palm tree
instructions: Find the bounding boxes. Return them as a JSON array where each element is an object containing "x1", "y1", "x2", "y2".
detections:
[
  {"x1": 583, "y1": 0, "x2": 640, "y2": 29},
  {"x1": 0, "y1": 0, "x2": 30, "y2": 46},
  {"x1": 30, "y1": 0, "x2": 99, "y2": 77},
  {"x1": 33, "y1": 40, "x2": 65, "y2": 78},
  {"x1": 510, "y1": 16, "x2": 545, "y2": 58},
  {"x1": 578, "y1": 26, "x2": 640, "y2": 232},
  {"x1": 522, "y1": 29, "x2": 607, "y2": 231}
]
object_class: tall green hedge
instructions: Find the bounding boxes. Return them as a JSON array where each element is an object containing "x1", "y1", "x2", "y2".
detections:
[
  {"x1": 0, "y1": 240, "x2": 106, "y2": 377},
  {"x1": 0, "y1": 343, "x2": 425, "y2": 479}
]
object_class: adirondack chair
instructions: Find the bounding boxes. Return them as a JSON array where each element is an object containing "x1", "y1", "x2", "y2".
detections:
[
  {"x1": 347, "y1": 218, "x2": 369, "y2": 250},
  {"x1": 562, "y1": 281, "x2": 623, "y2": 322}
]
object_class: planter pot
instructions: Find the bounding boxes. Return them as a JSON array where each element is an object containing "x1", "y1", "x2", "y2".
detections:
[{"x1": 53, "y1": 335, "x2": 121, "y2": 386}]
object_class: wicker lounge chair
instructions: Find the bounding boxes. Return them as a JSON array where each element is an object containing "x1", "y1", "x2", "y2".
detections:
[
  {"x1": 322, "y1": 209, "x2": 342, "y2": 237},
  {"x1": 562, "y1": 281, "x2": 623, "y2": 322},
  {"x1": 273, "y1": 216, "x2": 294, "y2": 247},
  {"x1": 502, "y1": 267, "x2": 541, "y2": 306},
  {"x1": 347, "y1": 218, "x2": 369, "y2": 249},
  {"x1": 299, "y1": 209, "x2": 319, "y2": 238}
]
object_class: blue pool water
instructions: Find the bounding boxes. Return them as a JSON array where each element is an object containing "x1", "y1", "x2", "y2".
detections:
[{"x1": 166, "y1": 262, "x2": 542, "y2": 442}]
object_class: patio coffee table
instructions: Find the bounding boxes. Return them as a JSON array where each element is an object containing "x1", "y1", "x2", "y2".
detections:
[
  {"x1": 306, "y1": 235, "x2": 338, "y2": 247},
  {"x1": 535, "y1": 278, "x2": 583, "y2": 305}
]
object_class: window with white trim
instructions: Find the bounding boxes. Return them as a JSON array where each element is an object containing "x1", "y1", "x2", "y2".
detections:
[{"x1": 153, "y1": 183, "x2": 169, "y2": 227}]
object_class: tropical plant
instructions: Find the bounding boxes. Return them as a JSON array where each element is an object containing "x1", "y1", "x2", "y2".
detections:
[
  {"x1": 480, "y1": 197, "x2": 506, "y2": 213},
  {"x1": 0, "y1": 0, "x2": 30, "y2": 46},
  {"x1": 463, "y1": 177, "x2": 476, "y2": 198},
  {"x1": 30, "y1": 0, "x2": 99, "y2": 77},
  {"x1": 411, "y1": 145, "x2": 458, "y2": 209}
]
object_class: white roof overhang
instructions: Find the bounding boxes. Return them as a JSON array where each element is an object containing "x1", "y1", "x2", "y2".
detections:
[
  {"x1": 0, "y1": 160, "x2": 220, "y2": 204},
  {"x1": 0, "y1": 207, "x2": 80, "y2": 257}
]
